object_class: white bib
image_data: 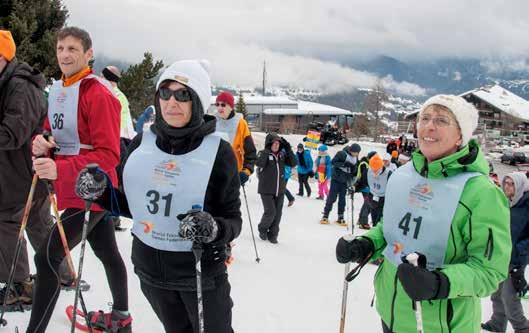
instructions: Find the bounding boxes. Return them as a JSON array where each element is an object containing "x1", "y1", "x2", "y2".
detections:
[
  {"x1": 123, "y1": 128, "x2": 220, "y2": 251},
  {"x1": 382, "y1": 163, "x2": 480, "y2": 269}
]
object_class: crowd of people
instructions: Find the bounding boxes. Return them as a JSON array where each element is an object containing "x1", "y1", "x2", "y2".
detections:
[{"x1": 1, "y1": 25, "x2": 528, "y2": 333}]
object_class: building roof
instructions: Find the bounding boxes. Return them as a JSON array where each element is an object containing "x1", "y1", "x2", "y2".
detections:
[
  {"x1": 263, "y1": 101, "x2": 352, "y2": 116},
  {"x1": 460, "y1": 84, "x2": 529, "y2": 122},
  {"x1": 210, "y1": 95, "x2": 297, "y2": 106}
]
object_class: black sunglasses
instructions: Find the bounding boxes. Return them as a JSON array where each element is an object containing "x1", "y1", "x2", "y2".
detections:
[
  {"x1": 159, "y1": 88, "x2": 191, "y2": 102},
  {"x1": 215, "y1": 102, "x2": 227, "y2": 107}
]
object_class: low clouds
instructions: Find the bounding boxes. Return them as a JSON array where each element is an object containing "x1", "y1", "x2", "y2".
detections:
[{"x1": 63, "y1": 0, "x2": 528, "y2": 96}]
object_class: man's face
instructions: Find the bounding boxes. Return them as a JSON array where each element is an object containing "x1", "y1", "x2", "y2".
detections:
[
  {"x1": 271, "y1": 141, "x2": 280, "y2": 153},
  {"x1": 56, "y1": 36, "x2": 93, "y2": 78}
]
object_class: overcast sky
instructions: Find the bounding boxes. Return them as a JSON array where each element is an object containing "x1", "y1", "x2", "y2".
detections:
[{"x1": 63, "y1": 0, "x2": 529, "y2": 95}]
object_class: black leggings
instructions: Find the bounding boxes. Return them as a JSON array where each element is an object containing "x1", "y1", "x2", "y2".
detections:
[
  {"x1": 140, "y1": 274, "x2": 233, "y2": 333},
  {"x1": 298, "y1": 173, "x2": 311, "y2": 196},
  {"x1": 26, "y1": 209, "x2": 128, "y2": 333}
]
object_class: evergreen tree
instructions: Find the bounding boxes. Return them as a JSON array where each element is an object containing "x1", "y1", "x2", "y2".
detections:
[
  {"x1": 1, "y1": 0, "x2": 68, "y2": 82},
  {"x1": 235, "y1": 92, "x2": 248, "y2": 119},
  {"x1": 119, "y1": 52, "x2": 164, "y2": 120}
]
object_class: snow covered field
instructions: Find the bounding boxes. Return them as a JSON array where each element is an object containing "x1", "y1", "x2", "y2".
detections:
[{"x1": 5, "y1": 133, "x2": 527, "y2": 332}]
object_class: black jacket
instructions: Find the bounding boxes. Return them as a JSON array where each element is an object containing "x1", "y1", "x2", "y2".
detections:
[
  {"x1": 0, "y1": 60, "x2": 48, "y2": 218},
  {"x1": 256, "y1": 133, "x2": 296, "y2": 196},
  {"x1": 510, "y1": 191, "x2": 529, "y2": 267},
  {"x1": 97, "y1": 115, "x2": 242, "y2": 288},
  {"x1": 331, "y1": 148, "x2": 357, "y2": 185}
]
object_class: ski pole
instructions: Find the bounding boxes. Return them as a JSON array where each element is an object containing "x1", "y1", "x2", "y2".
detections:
[
  {"x1": 339, "y1": 191, "x2": 354, "y2": 333},
  {"x1": 45, "y1": 181, "x2": 93, "y2": 333},
  {"x1": 193, "y1": 242, "x2": 205, "y2": 333},
  {"x1": 0, "y1": 174, "x2": 39, "y2": 327},
  {"x1": 406, "y1": 253, "x2": 424, "y2": 333},
  {"x1": 241, "y1": 185, "x2": 261, "y2": 263},
  {"x1": 71, "y1": 164, "x2": 106, "y2": 333}
]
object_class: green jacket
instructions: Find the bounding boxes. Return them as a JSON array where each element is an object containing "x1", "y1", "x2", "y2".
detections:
[{"x1": 363, "y1": 140, "x2": 511, "y2": 332}]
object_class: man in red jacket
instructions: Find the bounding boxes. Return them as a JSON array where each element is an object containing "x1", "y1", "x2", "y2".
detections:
[{"x1": 28, "y1": 27, "x2": 130, "y2": 333}]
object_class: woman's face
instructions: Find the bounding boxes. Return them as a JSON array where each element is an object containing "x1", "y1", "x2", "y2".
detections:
[
  {"x1": 159, "y1": 81, "x2": 192, "y2": 128},
  {"x1": 503, "y1": 176, "x2": 515, "y2": 199},
  {"x1": 417, "y1": 105, "x2": 462, "y2": 162}
]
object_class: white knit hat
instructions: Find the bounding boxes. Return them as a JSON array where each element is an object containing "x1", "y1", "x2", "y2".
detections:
[
  {"x1": 156, "y1": 59, "x2": 212, "y2": 113},
  {"x1": 419, "y1": 94, "x2": 479, "y2": 146}
]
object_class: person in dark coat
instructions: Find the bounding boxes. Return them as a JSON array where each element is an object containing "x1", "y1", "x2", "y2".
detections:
[
  {"x1": 482, "y1": 172, "x2": 529, "y2": 333},
  {"x1": 256, "y1": 133, "x2": 296, "y2": 243},
  {"x1": 0, "y1": 30, "x2": 71, "y2": 309},
  {"x1": 320, "y1": 143, "x2": 361, "y2": 225}
]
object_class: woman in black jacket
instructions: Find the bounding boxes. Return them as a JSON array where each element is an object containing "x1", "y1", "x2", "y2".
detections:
[
  {"x1": 256, "y1": 133, "x2": 296, "y2": 243},
  {"x1": 482, "y1": 172, "x2": 529, "y2": 333},
  {"x1": 78, "y1": 60, "x2": 242, "y2": 333}
]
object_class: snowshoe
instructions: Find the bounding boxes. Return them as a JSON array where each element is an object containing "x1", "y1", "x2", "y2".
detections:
[
  {"x1": 66, "y1": 305, "x2": 101, "y2": 332},
  {"x1": 319, "y1": 217, "x2": 330, "y2": 225},
  {"x1": 61, "y1": 279, "x2": 91, "y2": 292},
  {"x1": 66, "y1": 306, "x2": 132, "y2": 333}
]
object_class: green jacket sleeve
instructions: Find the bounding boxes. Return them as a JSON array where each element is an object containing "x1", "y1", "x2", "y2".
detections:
[
  {"x1": 363, "y1": 220, "x2": 388, "y2": 259},
  {"x1": 441, "y1": 178, "x2": 511, "y2": 299}
]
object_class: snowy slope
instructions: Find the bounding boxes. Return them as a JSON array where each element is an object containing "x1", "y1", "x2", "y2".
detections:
[{"x1": 5, "y1": 133, "x2": 526, "y2": 332}]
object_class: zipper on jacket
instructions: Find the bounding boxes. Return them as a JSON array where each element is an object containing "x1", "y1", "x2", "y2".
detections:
[
  {"x1": 389, "y1": 274, "x2": 398, "y2": 331},
  {"x1": 275, "y1": 154, "x2": 280, "y2": 197},
  {"x1": 446, "y1": 299, "x2": 453, "y2": 333},
  {"x1": 484, "y1": 228, "x2": 494, "y2": 260}
]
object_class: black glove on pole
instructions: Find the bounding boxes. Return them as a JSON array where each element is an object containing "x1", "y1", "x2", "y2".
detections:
[{"x1": 397, "y1": 253, "x2": 450, "y2": 302}]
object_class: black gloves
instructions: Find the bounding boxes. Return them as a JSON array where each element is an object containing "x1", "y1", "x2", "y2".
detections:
[
  {"x1": 510, "y1": 266, "x2": 528, "y2": 297},
  {"x1": 75, "y1": 164, "x2": 108, "y2": 201},
  {"x1": 239, "y1": 171, "x2": 249, "y2": 186},
  {"x1": 178, "y1": 209, "x2": 219, "y2": 244},
  {"x1": 347, "y1": 186, "x2": 356, "y2": 195},
  {"x1": 397, "y1": 257, "x2": 450, "y2": 301},
  {"x1": 336, "y1": 236, "x2": 374, "y2": 264},
  {"x1": 308, "y1": 170, "x2": 315, "y2": 178},
  {"x1": 280, "y1": 137, "x2": 291, "y2": 150}
]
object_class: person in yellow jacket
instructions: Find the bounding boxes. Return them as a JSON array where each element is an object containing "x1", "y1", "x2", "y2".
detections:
[{"x1": 215, "y1": 91, "x2": 256, "y2": 185}]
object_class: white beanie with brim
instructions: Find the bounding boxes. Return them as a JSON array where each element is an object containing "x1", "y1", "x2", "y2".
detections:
[
  {"x1": 419, "y1": 94, "x2": 479, "y2": 147},
  {"x1": 156, "y1": 60, "x2": 212, "y2": 114}
]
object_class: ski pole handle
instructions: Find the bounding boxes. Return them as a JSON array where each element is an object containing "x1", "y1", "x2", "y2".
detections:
[{"x1": 406, "y1": 253, "x2": 424, "y2": 333}]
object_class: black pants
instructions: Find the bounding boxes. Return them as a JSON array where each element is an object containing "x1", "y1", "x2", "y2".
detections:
[
  {"x1": 0, "y1": 196, "x2": 71, "y2": 283},
  {"x1": 285, "y1": 188, "x2": 294, "y2": 203},
  {"x1": 323, "y1": 180, "x2": 346, "y2": 218},
  {"x1": 140, "y1": 275, "x2": 234, "y2": 333},
  {"x1": 382, "y1": 320, "x2": 392, "y2": 332},
  {"x1": 258, "y1": 194, "x2": 285, "y2": 240},
  {"x1": 26, "y1": 209, "x2": 128, "y2": 333},
  {"x1": 357, "y1": 192, "x2": 374, "y2": 225},
  {"x1": 367, "y1": 194, "x2": 385, "y2": 226},
  {"x1": 297, "y1": 173, "x2": 311, "y2": 196}
]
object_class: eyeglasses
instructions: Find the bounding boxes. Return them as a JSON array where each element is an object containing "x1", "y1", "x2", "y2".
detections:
[
  {"x1": 418, "y1": 114, "x2": 453, "y2": 128},
  {"x1": 215, "y1": 102, "x2": 227, "y2": 107},
  {"x1": 159, "y1": 88, "x2": 191, "y2": 102}
]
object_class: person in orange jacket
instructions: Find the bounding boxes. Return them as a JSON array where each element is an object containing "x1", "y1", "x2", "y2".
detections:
[{"x1": 215, "y1": 91, "x2": 256, "y2": 186}]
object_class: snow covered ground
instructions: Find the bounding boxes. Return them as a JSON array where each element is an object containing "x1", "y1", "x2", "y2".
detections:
[{"x1": 4, "y1": 133, "x2": 527, "y2": 332}]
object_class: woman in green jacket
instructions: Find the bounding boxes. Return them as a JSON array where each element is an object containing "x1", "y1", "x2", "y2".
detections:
[{"x1": 336, "y1": 94, "x2": 511, "y2": 332}]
